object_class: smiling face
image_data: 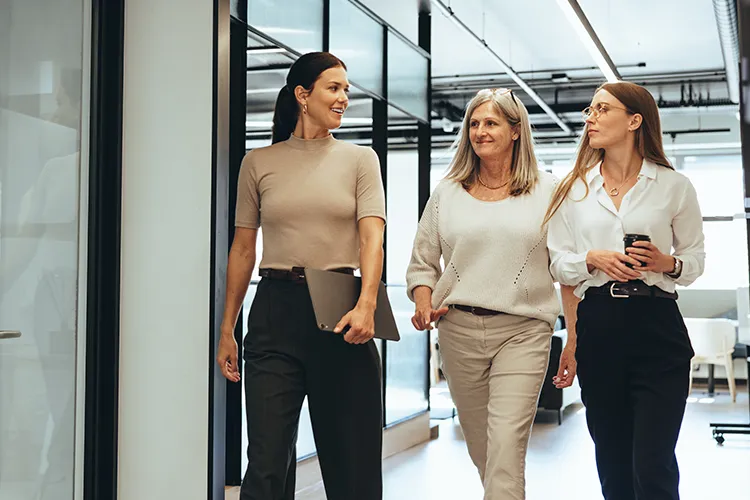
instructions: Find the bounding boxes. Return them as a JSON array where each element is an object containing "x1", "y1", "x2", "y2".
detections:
[
  {"x1": 468, "y1": 101, "x2": 517, "y2": 161},
  {"x1": 299, "y1": 66, "x2": 350, "y2": 131},
  {"x1": 585, "y1": 89, "x2": 642, "y2": 150}
]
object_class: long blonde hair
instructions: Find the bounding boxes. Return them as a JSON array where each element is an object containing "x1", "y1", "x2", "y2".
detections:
[
  {"x1": 445, "y1": 88, "x2": 539, "y2": 196},
  {"x1": 542, "y1": 81, "x2": 673, "y2": 224}
]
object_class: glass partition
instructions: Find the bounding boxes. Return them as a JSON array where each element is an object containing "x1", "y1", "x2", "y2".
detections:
[
  {"x1": 387, "y1": 31, "x2": 428, "y2": 122},
  {"x1": 384, "y1": 106, "x2": 428, "y2": 425},
  {"x1": 247, "y1": 0, "x2": 324, "y2": 53},
  {"x1": 0, "y1": 0, "x2": 87, "y2": 497},
  {"x1": 330, "y1": 0, "x2": 384, "y2": 98}
]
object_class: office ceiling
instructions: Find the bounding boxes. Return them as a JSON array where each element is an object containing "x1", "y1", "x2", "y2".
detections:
[{"x1": 246, "y1": 0, "x2": 740, "y2": 154}]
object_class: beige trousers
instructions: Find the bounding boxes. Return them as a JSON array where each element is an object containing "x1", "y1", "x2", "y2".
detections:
[{"x1": 437, "y1": 308, "x2": 552, "y2": 500}]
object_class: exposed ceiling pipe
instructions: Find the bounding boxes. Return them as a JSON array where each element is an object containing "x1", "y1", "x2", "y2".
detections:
[
  {"x1": 431, "y1": 0, "x2": 573, "y2": 134},
  {"x1": 712, "y1": 0, "x2": 740, "y2": 103}
]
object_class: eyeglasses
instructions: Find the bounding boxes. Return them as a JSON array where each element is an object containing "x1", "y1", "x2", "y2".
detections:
[
  {"x1": 482, "y1": 87, "x2": 519, "y2": 105},
  {"x1": 582, "y1": 103, "x2": 630, "y2": 120}
]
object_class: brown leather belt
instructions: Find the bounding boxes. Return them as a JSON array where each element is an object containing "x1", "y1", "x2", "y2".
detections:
[
  {"x1": 258, "y1": 266, "x2": 354, "y2": 284},
  {"x1": 587, "y1": 280, "x2": 678, "y2": 300},
  {"x1": 452, "y1": 304, "x2": 504, "y2": 316}
]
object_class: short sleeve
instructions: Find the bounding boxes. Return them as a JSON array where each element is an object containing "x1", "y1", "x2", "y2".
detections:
[
  {"x1": 234, "y1": 152, "x2": 261, "y2": 229},
  {"x1": 356, "y1": 147, "x2": 386, "y2": 222}
]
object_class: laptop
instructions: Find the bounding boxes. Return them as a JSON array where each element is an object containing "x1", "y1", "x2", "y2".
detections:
[{"x1": 304, "y1": 268, "x2": 401, "y2": 341}]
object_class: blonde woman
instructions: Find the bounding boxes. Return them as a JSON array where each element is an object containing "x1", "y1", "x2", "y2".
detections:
[
  {"x1": 406, "y1": 88, "x2": 560, "y2": 500},
  {"x1": 545, "y1": 81, "x2": 704, "y2": 500}
]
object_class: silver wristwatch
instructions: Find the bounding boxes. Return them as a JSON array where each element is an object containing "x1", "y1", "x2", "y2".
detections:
[{"x1": 666, "y1": 257, "x2": 682, "y2": 279}]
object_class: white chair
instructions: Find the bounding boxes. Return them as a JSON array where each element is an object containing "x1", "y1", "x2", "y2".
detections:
[{"x1": 684, "y1": 318, "x2": 737, "y2": 402}]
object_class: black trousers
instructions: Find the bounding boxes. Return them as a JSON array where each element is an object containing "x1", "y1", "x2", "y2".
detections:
[
  {"x1": 575, "y1": 293, "x2": 695, "y2": 500},
  {"x1": 240, "y1": 278, "x2": 383, "y2": 500}
]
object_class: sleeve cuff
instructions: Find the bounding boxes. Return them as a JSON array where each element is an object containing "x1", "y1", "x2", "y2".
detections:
[
  {"x1": 357, "y1": 211, "x2": 387, "y2": 223},
  {"x1": 573, "y1": 252, "x2": 594, "y2": 280},
  {"x1": 406, "y1": 279, "x2": 435, "y2": 302},
  {"x1": 552, "y1": 251, "x2": 593, "y2": 285},
  {"x1": 235, "y1": 220, "x2": 260, "y2": 229}
]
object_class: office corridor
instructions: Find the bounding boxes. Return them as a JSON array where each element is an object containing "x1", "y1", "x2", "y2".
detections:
[{"x1": 227, "y1": 390, "x2": 749, "y2": 500}]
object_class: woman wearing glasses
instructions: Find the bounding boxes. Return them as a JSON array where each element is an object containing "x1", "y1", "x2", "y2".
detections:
[
  {"x1": 406, "y1": 88, "x2": 560, "y2": 499},
  {"x1": 546, "y1": 81, "x2": 704, "y2": 500}
]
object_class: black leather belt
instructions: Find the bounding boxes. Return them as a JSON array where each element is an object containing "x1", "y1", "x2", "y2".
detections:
[
  {"x1": 259, "y1": 266, "x2": 354, "y2": 284},
  {"x1": 587, "y1": 280, "x2": 678, "y2": 300},
  {"x1": 453, "y1": 304, "x2": 504, "y2": 316}
]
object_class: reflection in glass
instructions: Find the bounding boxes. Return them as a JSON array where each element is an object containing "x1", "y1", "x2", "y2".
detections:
[
  {"x1": 247, "y1": 0, "x2": 324, "y2": 54},
  {"x1": 355, "y1": 0, "x2": 419, "y2": 45},
  {"x1": 382, "y1": 104, "x2": 428, "y2": 425},
  {"x1": 0, "y1": 1, "x2": 84, "y2": 498},
  {"x1": 384, "y1": 287, "x2": 429, "y2": 425},
  {"x1": 386, "y1": 149, "x2": 418, "y2": 286},
  {"x1": 330, "y1": 0, "x2": 384, "y2": 97},
  {"x1": 387, "y1": 32, "x2": 428, "y2": 121}
]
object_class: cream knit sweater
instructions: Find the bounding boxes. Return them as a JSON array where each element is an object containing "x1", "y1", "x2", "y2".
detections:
[{"x1": 405, "y1": 171, "x2": 561, "y2": 327}]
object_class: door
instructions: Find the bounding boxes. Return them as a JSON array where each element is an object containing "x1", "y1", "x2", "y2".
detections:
[{"x1": 0, "y1": 1, "x2": 87, "y2": 498}]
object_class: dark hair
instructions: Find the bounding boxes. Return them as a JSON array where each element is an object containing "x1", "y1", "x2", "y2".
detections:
[{"x1": 271, "y1": 52, "x2": 347, "y2": 144}]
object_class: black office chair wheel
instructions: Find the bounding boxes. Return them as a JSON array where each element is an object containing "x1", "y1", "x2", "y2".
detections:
[{"x1": 713, "y1": 432, "x2": 725, "y2": 445}]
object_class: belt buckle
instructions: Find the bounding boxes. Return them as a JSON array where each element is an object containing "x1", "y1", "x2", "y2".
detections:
[{"x1": 609, "y1": 282, "x2": 629, "y2": 299}]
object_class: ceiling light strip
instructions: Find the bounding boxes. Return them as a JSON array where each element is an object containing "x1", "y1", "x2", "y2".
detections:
[
  {"x1": 555, "y1": 0, "x2": 621, "y2": 83},
  {"x1": 431, "y1": 0, "x2": 573, "y2": 134}
]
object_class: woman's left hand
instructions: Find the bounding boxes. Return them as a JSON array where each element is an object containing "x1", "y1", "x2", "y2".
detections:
[
  {"x1": 334, "y1": 305, "x2": 376, "y2": 344},
  {"x1": 626, "y1": 241, "x2": 675, "y2": 274}
]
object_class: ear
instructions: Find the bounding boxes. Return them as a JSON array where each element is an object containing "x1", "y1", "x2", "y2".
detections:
[
  {"x1": 628, "y1": 113, "x2": 643, "y2": 132},
  {"x1": 294, "y1": 85, "x2": 310, "y2": 107}
]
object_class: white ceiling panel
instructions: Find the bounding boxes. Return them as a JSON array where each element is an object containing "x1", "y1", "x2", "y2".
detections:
[
  {"x1": 431, "y1": 7, "x2": 499, "y2": 76},
  {"x1": 431, "y1": 0, "x2": 727, "y2": 78},
  {"x1": 579, "y1": 0, "x2": 725, "y2": 76}
]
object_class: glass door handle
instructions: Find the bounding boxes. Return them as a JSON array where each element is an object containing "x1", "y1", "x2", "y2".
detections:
[{"x1": 0, "y1": 330, "x2": 22, "y2": 340}]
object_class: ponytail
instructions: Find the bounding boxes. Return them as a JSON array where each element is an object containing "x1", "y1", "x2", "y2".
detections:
[{"x1": 272, "y1": 85, "x2": 299, "y2": 144}]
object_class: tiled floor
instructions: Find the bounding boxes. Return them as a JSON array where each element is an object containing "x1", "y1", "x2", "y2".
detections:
[{"x1": 227, "y1": 387, "x2": 750, "y2": 499}]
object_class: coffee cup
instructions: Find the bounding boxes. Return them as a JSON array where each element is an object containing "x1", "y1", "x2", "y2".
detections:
[{"x1": 623, "y1": 234, "x2": 650, "y2": 268}]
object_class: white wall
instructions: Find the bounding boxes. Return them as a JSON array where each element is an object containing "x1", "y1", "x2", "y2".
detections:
[{"x1": 119, "y1": 1, "x2": 214, "y2": 498}]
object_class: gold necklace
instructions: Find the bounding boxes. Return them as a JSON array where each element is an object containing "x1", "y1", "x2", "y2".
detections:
[
  {"x1": 477, "y1": 173, "x2": 510, "y2": 190},
  {"x1": 603, "y1": 168, "x2": 640, "y2": 196}
]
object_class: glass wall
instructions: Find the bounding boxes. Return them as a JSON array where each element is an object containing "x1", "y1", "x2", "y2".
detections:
[
  {"x1": 0, "y1": 0, "x2": 87, "y2": 498},
  {"x1": 330, "y1": 0, "x2": 384, "y2": 98},
  {"x1": 247, "y1": 0, "x2": 324, "y2": 53},
  {"x1": 387, "y1": 31, "x2": 429, "y2": 121},
  {"x1": 385, "y1": 110, "x2": 429, "y2": 424},
  {"x1": 356, "y1": 0, "x2": 419, "y2": 46}
]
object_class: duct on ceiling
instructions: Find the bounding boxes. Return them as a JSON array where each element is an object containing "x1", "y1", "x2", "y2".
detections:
[{"x1": 713, "y1": 0, "x2": 740, "y2": 104}]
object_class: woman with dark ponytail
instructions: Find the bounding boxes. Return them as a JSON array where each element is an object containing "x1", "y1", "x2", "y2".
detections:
[{"x1": 217, "y1": 52, "x2": 386, "y2": 500}]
